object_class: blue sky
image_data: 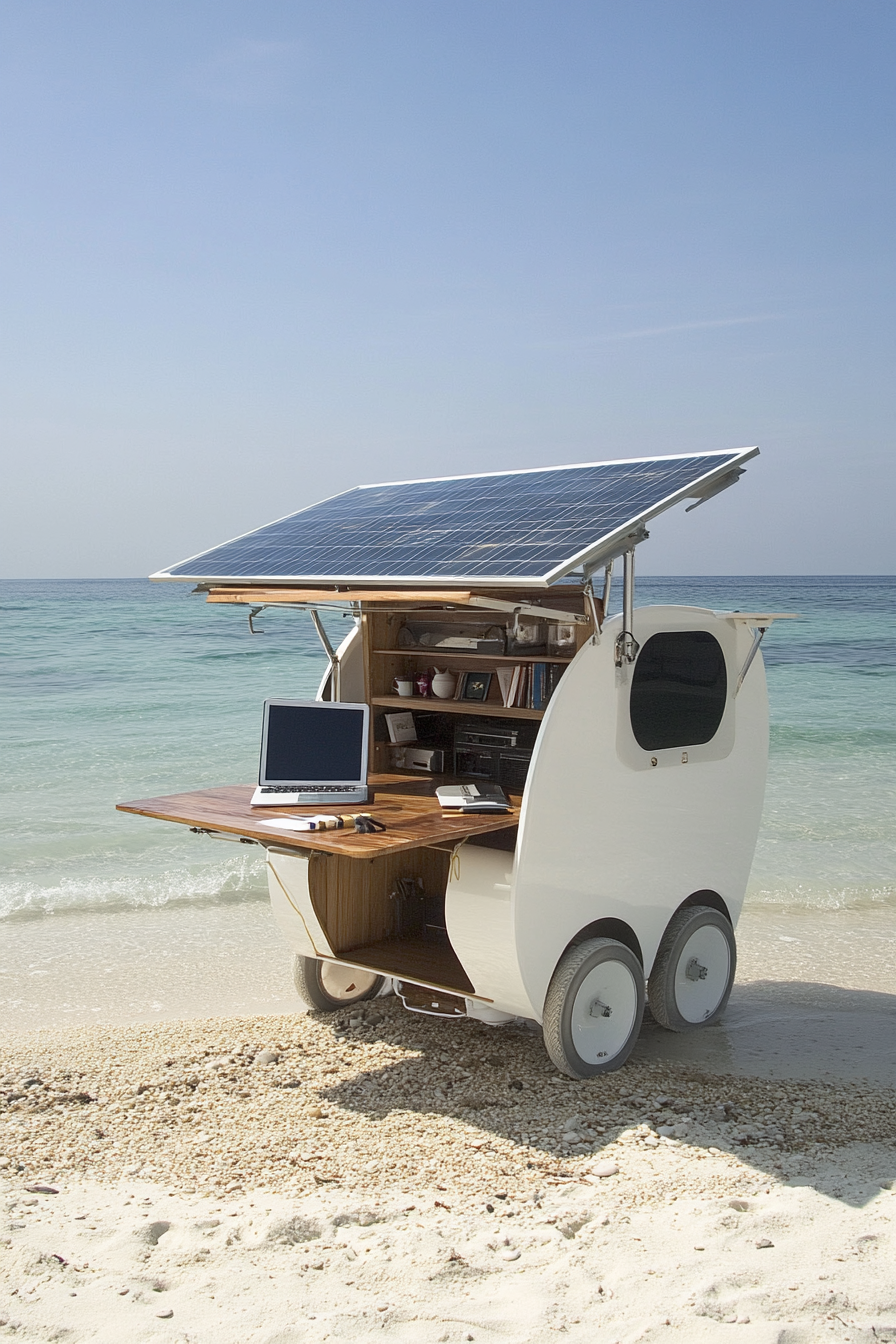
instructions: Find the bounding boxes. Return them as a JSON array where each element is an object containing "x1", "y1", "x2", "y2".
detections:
[{"x1": 1, "y1": 1, "x2": 894, "y2": 577}]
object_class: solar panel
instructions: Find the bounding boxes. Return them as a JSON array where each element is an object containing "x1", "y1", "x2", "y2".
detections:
[{"x1": 153, "y1": 448, "x2": 758, "y2": 587}]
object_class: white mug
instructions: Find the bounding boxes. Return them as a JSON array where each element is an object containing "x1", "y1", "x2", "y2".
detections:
[{"x1": 392, "y1": 676, "x2": 414, "y2": 697}]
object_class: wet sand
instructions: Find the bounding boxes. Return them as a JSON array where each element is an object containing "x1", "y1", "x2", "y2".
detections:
[
  {"x1": 636, "y1": 904, "x2": 896, "y2": 1089},
  {"x1": 2, "y1": 897, "x2": 893, "y2": 1089},
  {"x1": 0, "y1": 895, "x2": 298, "y2": 1033}
]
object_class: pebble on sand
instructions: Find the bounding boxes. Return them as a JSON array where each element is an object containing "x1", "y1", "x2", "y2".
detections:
[{"x1": 589, "y1": 1161, "x2": 620, "y2": 1179}]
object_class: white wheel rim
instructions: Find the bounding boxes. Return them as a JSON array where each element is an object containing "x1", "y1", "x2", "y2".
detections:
[
  {"x1": 673, "y1": 926, "x2": 730, "y2": 1023},
  {"x1": 320, "y1": 963, "x2": 379, "y2": 1002},
  {"x1": 569, "y1": 960, "x2": 639, "y2": 1065}
]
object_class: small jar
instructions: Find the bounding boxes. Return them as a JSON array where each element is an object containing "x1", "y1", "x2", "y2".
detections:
[{"x1": 431, "y1": 668, "x2": 457, "y2": 699}]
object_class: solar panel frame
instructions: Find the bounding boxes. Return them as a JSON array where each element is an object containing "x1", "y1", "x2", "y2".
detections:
[{"x1": 151, "y1": 447, "x2": 758, "y2": 588}]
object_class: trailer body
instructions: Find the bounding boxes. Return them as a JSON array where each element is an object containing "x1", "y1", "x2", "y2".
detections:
[{"x1": 119, "y1": 449, "x2": 791, "y2": 1074}]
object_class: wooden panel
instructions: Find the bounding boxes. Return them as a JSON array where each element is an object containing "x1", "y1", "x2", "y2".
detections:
[
  {"x1": 371, "y1": 649, "x2": 575, "y2": 665},
  {"x1": 372, "y1": 695, "x2": 544, "y2": 721},
  {"x1": 365, "y1": 612, "x2": 391, "y2": 698},
  {"x1": 204, "y1": 586, "x2": 597, "y2": 616},
  {"x1": 339, "y1": 935, "x2": 475, "y2": 995},
  {"x1": 308, "y1": 848, "x2": 451, "y2": 953},
  {"x1": 116, "y1": 778, "x2": 521, "y2": 858},
  {"x1": 206, "y1": 588, "x2": 477, "y2": 606}
]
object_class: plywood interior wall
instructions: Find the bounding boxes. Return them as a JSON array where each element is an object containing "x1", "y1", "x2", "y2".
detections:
[{"x1": 308, "y1": 847, "x2": 452, "y2": 953}]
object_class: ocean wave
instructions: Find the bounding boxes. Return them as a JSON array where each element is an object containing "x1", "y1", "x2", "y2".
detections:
[
  {"x1": 0, "y1": 852, "x2": 268, "y2": 922},
  {"x1": 5, "y1": 860, "x2": 893, "y2": 926}
]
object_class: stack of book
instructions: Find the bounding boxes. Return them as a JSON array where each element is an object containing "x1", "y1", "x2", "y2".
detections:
[{"x1": 495, "y1": 663, "x2": 565, "y2": 710}]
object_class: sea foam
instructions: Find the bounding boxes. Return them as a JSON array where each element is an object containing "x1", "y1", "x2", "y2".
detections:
[{"x1": 0, "y1": 851, "x2": 268, "y2": 922}]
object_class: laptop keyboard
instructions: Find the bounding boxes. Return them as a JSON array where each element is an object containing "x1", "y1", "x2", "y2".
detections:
[{"x1": 258, "y1": 785, "x2": 359, "y2": 794}]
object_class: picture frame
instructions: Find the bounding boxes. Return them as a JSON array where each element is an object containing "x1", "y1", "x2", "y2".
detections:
[
  {"x1": 460, "y1": 670, "x2": 492, "y2": 702},
  {"x1": 385, "y1": 711, "x2": 417, "y2": 744}
]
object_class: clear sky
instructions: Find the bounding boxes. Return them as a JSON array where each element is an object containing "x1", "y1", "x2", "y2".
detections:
[{"x1": 1, "y1": 1, "x2": 894, "y2": 578}]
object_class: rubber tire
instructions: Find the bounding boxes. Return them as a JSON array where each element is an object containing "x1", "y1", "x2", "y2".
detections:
[
  {"x1": 293, "y1": 956, "x2": 385, "y2": 1012},
  {"x1": 542, "y1": 937, "x2": 646, "y2": 1079},
  {"x1": 648, "y1": 905, "x2": 736, "y2": 1032}
]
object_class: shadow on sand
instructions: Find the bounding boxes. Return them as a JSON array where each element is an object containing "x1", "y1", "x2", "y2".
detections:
[
  {"x1": 313, "y1": 984, "x2": 896, "y2": 1210},
  {"x1": 634, "y1": 978, "x2": 896, "y2": 1088}
]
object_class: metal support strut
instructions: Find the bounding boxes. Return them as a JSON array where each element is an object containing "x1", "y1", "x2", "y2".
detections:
[
  {"x1": 246, "y1": 600, "x2": 349, "y2": 697},
  {"x1": 735, "y1": 625, "x2": 768, "y2": 695},
  {"x1": 614, "y1": 549, "x2": 640, "y2": 666},
  {"x1": 585, "y1": 580, "x2": 602, "y2": 642},
  {"x1": 602, "y1": 561, "x2": 614, "y2": 618},
  {"x1": 310, "y1": 609, "x2": 341, "y2": 701}
]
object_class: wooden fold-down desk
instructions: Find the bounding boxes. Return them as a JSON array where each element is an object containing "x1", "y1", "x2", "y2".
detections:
[
  {"x1": 116, "y1": 773, "x2": 521, "y2": 858},
  {"x1": 118, "y1": 774, "x2": 520, "y2": 996}
]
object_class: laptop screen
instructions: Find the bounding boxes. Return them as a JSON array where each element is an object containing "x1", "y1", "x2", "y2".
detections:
[{"x1": 260, "y1": 701, "x2": 369, "y2": 785}]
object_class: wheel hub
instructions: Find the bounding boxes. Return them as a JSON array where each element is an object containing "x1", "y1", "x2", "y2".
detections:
[
  {"x1": 674, "y1": 926, "x2": 731, "y2": 1023},
  {"x1": 570, "y1": 962, "x2": 639, "y2": 1064},
  {"x1": 320, "y1": 962, "x2": 380, "y2": 1002}
]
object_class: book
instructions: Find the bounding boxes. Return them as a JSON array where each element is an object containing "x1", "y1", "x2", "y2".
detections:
[
  {"x1": 496, "y1": 666, "x2": 514, "y2": 707},
  {"x1": 531, "y1": 662, "x2": 544, "y2": 710},
  {"x1": 435, "y1": 783, "x2": 510, "y2": 812}
]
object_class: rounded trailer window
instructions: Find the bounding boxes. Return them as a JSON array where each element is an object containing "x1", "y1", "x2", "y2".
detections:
[{"x1": 630, "y1": 630, "x2": 727, "y2": 751}]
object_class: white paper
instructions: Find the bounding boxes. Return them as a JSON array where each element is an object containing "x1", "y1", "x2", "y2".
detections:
[{"x1": 262, "y1": 814, "x2": 340, "y2": 831}]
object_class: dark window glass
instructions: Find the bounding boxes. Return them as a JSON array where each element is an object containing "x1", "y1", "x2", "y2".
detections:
[{"x1": 630, "y1": 631, "x2": 727, "y2": 750}]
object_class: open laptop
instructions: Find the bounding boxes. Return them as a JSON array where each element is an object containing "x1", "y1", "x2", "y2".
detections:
[{"x1": 250, "y1": 699, "x2": 370, "y2": 806}]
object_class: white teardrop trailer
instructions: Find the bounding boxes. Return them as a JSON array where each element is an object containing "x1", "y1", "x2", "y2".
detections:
[{"x1": 120, "y1": 448, "x2": 792, "y2": 1078}]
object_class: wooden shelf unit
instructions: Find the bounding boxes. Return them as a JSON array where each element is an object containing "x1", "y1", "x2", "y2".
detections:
[
  {"x1": 363, "y1": 600, "x2": 591, "y2": 726},
  {"x1": 121, "y1": 589, "x2": 595, "y2": 996},
  {"x1": 362, "y1": 600, "x2": 592, "y2": 774},
  {"x1": 306, "y1": 826, "x2": 476, "y2": 993}
]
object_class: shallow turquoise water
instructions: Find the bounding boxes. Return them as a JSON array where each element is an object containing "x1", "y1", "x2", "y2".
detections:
[{"x1": 1, "y1": 577, "x2": 894, "y2": 922}]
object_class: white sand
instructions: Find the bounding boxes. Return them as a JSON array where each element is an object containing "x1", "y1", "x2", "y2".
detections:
[
  {"x1": 2, "y1": 1001, "x2": 895, "y2": 1342},
  {"x1": 2, "y1": 901, "x2": 894, "y2": 1340},
  {"x1": 3, "y1": 1149, "x2": 896, "y2": 1342}
]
